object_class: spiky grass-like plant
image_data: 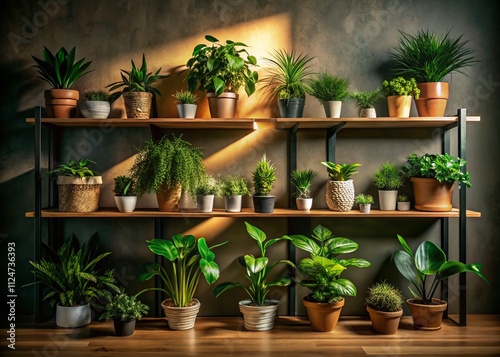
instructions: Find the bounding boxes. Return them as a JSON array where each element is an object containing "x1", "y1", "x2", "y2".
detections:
[
  {"x1": 349, "y1": 89, "x2": 384, "y2": 109},
  {"x1": 252, "y1": 154, "x2": 277, "y2": 196},
  {"x1": 355, "y1": 194, "x2": 374, "y2": 205},
  {"x1": 310, "y1": 72, "x2": 350, "y2": 103},
  {"x1": 291, "y1": 169, "x2": 317, "y2": 198}
]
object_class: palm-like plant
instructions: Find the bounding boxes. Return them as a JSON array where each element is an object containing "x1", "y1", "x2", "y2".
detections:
[
  {"x1": 321, "y1": 162, "x2": 361, "y2": 181},
  {"x1": 291, "y1": 169, "x2": 317, "y2": 198}
]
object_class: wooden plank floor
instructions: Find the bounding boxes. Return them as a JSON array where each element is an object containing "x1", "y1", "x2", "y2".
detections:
[{"x1": 2, "y1": 315, "x2": 500, "y2": 357}]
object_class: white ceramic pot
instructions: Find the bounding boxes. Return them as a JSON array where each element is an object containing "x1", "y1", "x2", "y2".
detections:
[
  {"x1": 296, "y1": 197, "x2": 313, "y2": 211},
  {"x1": 397, "y1": 201, "x2": 411, "y2": 211},
  {"x1": 224, "y1": 195, "x2": 242, "y2": 212},
  {"x1": 114, "y1": 196, "x2": 137, "y2": 213},
  {"x1": 197, "y1": 194, "x2": 214, "y2": 212},
  {"x1": 79, "y1": 101, "x2": 111, "y2": 119},
  {"x1": 238, "y1": 299, "x2": 279, "y2": 331},
  {"x1": 378, "y1": 190, "x2": 398, "y2": 211},
  {"x1": 56, "y1": 303, "x2": 91, "y2": 328},
  {"x1": 177, "y1": 104, "x2": 197, "y2": 118},
  {"x1": 323, "y1": 101, "x2": 342, "y2": 118}
]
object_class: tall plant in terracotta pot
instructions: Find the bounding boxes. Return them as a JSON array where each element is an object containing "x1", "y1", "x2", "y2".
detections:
[
  {"x1": 321, "y1": 161, "x2": 361, "y2": 212},
  {"x1": 309, "y1": 72, "x2": 350, "y2": 118},
  {"x1": 365, "y1": 281, "x2": 404, "y2": 335},
  {"x1": 32, "y1": 46, "x2": 93, "y2": 118},
  {"x1": 382, "y1": 77, "x2": 420, "y2": 118}
]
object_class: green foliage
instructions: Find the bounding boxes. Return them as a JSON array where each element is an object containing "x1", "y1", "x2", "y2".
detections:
[
  {"x1": 284, "y1": 225, "x2": 370, "y2": 303},
  {"x1": 84, "y1": 90, "x2": 111, "y2": 102},
  {"x1": 355, "y1": 193, "x2": 374, "y2": 205},
  {"x1": 47, "y1": 158, "x2": 98, "y2": 179},
  {"x1": 100, "y1": 292, "x2": 149, "y2": 321},
  {"x1": 309, "y1": 72, "x2": 350, "y2": 103},
  {"x1": 221, "y1": 175, "x2": 250, "y2": 196},
  {"x1": 137, "y1": 234, "x2": 226, "y2": 307},
  {"x1": 196, "y1": 174, "x2": 221, "y2": 196},
  {"x1": 382, "y1": 77, "x2": 420, "y2": 98},
  {"x1": 349, "y1": 89, "x2": 384, "y2": 109},
  {"x1": 113, "y1": 175, "x2": 136, "y2": 196},
  {"x1": 25, "y1": 233, "x2": 120, "y2": 307},
  {"x1": 365, "y1": 281, "x2": 404, "y2": 312},
  {"x1": 402, "y1": 153, "x2": 471, "y2": 187},
  {"x1": 260, "y1": 49, "x2": 315, "y2": 100},
  {"x1": 291, "y1": 169, "x2": 317, "y2": 199},
  {"x1": 32, "y1": 46, "x2": 93, "y2": 89},
  {"x1": 130, "y1": 135, "x2": 205, "y2": 197},
  {"x1": 390, "y1": 29, "x2": 477, "y2": 83},
  {"x1": 397, "y1": 194, "x2": 409, "y2": 202},
  {"x1": 321, "y1": 162, "x2": 361, "y2": 181},
  {"x1": 173, "y1": 90, "x2": 199, "y2": 104},
  {"x1": 213, "y1": 222, "x2": 294, "y2": 306},
  {"x1": 394, "y1": 235, "x2": 487, "y2": 304},
  {"x1": 186, "y1": 35, "x2": 258, "y2": 97},
  {"x1": 373, "y1": 162, "x2": 403, "y2": 190},
  {"x1": 252, "y1": 154, "x2": 277, "y2": 196}
]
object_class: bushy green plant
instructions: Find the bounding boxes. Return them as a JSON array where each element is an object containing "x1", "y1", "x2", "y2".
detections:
[
  {"x1": 100, "y1": 292, "x2": 149, "y2": 321},
  {"x1": 291, "y1": 169, "x2": 317, "y2": 199},
  {"x1": 221, "y1": 176, "x2": 250, "y2": 196},
  {"x1": 355, "y1": 194, "x2": 374, "y2": 205},
  {"x1": 382, "y1": 77, "x2": 420, "y2": 98},
  {"x1": 213, "y1": 222, "x2": 294, "y2": 306},
  {"x1": 349, "y1": 89, "x2": 384, "y2": 109},
  {"x1": 252, "y1": 154, "x2": 277, "y2": 196},
  {"x1": 84, "y1": 90, "x2": 111, "y2": 102},
  {"x1": 365, "y1": 281, "x2": 404, "y2": 312},
  {"x1": 321, "y1": 162, "x2": 361, "y2": 181},
  {"x1": 173, "y1": 90, "x2": 199, "y2": 104},
  {"x1": 113, "y1": 175, "x2": 136, "y2": 196},
  {"x1": 32, "y1": 46, "x2": 93, "y2": 89},
  {"x1": 186, "y1": 35, "x2": 258, "y2": 97},
  {"x1": 47, "y1": 158, "x2": 98, "y2": 179},
  {"x1": 373, "y1": 162, "x2": 403, "y2": 190},
  {"x1": 390, "y1": 29, "x2": 477, "y2": 83},
  {"x1": 397, "y1": 194, "x2": 409, "y2": 202},
  {"x1": 130, "y1": 135, "x2": 205, "y2": 197},
  {"x1": 196, "y1": 174, "x2": 221, "y2": 196},
  {"x1": 309, "y1": 72, "x2": 350, "y2": 103}
]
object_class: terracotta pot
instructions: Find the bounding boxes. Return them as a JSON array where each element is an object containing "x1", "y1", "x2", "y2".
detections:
[
  {"x1": 303, "y1": 297, "x2": 344, "y2": 332},
  {"x1": 161, "y1": 298, "x2": 200, "y2": 330},
  {"x1": 387, "y1": 95, "x2": 412, "y2": 118},
  {"x1": 123, "y1": 92, "x2": 152, "y2": 119},
  {"x1": 410, "y1": 177, "x2": 454, "y2": 212},
  {"x1": 406, "y1": 299, "x2": 447, "y2": 331},
  {"x1": 239, "y1": 299, "x2": 279, "y2": 331},
  {"x1": 366, "y1": 306, "x2": 403, "y2": 335},
  {"x1": 156, "y1": 184, "x2": 182, "y2": 212},
  {"x1": 323, "y1": 101, "x2": 342, "y2": 118},
  {"x1": 44, "y1": 89, "x2": 79, "y2": 118},
  {"x1": 206, "y1": 92, "x2": 239, "y2": 118},
  {"x1": 326, "y1": 180, "x2": 355, "y2": 212},
  {"x1": 359, "y1": 107, "x2": 376, "y2": 118},
  {"x1": 416, "y1": 82, "x2": 449, "y2": 117}
]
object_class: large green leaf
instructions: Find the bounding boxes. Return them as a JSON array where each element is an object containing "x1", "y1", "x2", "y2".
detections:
[
  {"x1": 415, "y1": 241, "x2": 446, "y2": 275},
  {"x1": 200, "y1": 259, "x2": 220, "y2": 284},
  {"x1": 338, "y1": 258, "x2": 371, "y2": 268},
  {"x1": 327, "y1": 237, "x2": 358, "y2": 255},
  {"x1": 136, "y1": 262, "x2": 160, "y2": 281},
  {"x1": 397, "y1": 234, "x2": 414, "y2": 258},
  {"x1": 331, "y1": 278, "x2": 357, "y2": 297},
  {"x1": 286, "y1": 234, "x2": 319, "y2": 255},
  {"x1": 198, "y1": 237, "x2": 215, "y2": 262},
  {"x1": 311, "y1": 225, "x2": 332, "y2": 242},
  {"x1": 244, "y1": 255, "x2": 268, "y2": 274},
  {"x1": 394, "y1": 250, "x2": 420, "y2": 287},
  {"x1": 267, "y1": 277, "x2": 292, "y2": 288},
  {"x1": 245, "y1": 222, "x2": 266, "y2": 243},
  {"x1": 147, "y1": 239, "x2": 179, "y2": 261},
  {"x1": 213, "y1": 281, "x2": 244, "y2": 298},
  {"x1": 438, "y1": 261, "x2": 488, "y2": 282}
]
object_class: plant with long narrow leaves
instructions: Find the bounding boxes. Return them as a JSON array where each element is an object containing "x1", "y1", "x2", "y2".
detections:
[
  {"x1": 46, "y1": 158, "x2": 98, "y2": 179},
  {"x1": 310, "y1": 72, "x2": 350, "y2": 103},
  {"x1": 252, "y1": 154, "x2": 276, "y2": 196},
  {"x1": 291, "y1": 169, "x2": 317, "y2": 198},
  {"x1": 321, "y1": 162, "x2": 361, "y2": 181},
  {"x1": 349, "y1": 89, "x2": 384, "y2": 109}
]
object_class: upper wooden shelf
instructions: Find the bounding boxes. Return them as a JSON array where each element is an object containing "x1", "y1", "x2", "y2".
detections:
[{"x1": 25, "y1": 207, "x2": 481, "y2": 218}]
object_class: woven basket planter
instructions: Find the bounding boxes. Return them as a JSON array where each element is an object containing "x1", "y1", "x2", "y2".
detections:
[
  {"x1": 57, "y1": 176, "x2": 102, "y2": 212},
  {"x1": 123, "y1": 92, "x2": 152, "y2": 119},
  {"x1": 325, "y1": 180, "x2": 355, "y2": 211}
]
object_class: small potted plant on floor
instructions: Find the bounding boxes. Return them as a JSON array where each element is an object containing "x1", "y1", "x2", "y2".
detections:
[
  {"x1": 394, "y1": 234, "x2": 487, "y2": 330},
  {"x1": 195, "y1": 174, "x2": 221, "y2": 213},
  {"x1": 355, "y1": 193, "x2": 374, "y2": 213},
  {"x1": 113, "y1": 175, "x2": 137, "y2": 213},
  {"x1": 349, "y1": 89, "x2": 384, "y2": 118},
  {"x1": 382, "y1": 77, "x2": 420, "y2": 118},
  {"x1": 100, "y1": 291, "x2": 149, "y2": 336},
  {"x1": 321, "y1": 161, "x2": 361, "y2": 212},
  {"x1": 173, "y1": 90, "x2": 199, "y2": 118},
  {"x1": 365, "y1": 281, "x2": 404, "y2": 335},
  {"x1": 309, "y1": 72, "x2": 350, "y2": 118},
  {"x1": 221, "y1": 175, "x2": 250, "y2": 212},
  {"x1": 252, "y1": 154, "x2": 277, "y2": 213},
  {"x1": 373, "y1": 162, "x2": 403, "y2": 211},
  {"x1": 213, "y1": 222, "x2": 294, "y2": 331},
  {"x1": 397, "y1": 194, "x2": 410, "y2": 211},
  {"x1": 80, "y1": 89, "x2": 111, "y2": 119},
  {"x1": 291, "y1": 169, "x2": 317, "y2": 211}
]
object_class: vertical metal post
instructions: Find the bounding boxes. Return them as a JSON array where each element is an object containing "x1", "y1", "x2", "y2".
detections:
[
  {"x1": 34, "y1": 107, "x2": 42, "y2": 322},
  {"x1": 457, "y1": 108, "x2": 467, "y2": 326},
  {"x1": 326, "y1": 123, "x2": 346, "y2": 163},
  {"x1": 441, "y1": 127, "x2": 450, "y2": 318},
  {"x1": 154, "y1": 218, "x2": 163, "y2": 317},
  {"x1": 288, "y1": 123, "x2": 299, "y2": 209}
]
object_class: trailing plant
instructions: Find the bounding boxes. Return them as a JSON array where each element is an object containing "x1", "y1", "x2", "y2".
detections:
[
  {"x1": 221, "y1": 175, "x2": 250, "y2": 196},
  {"x1": 291, "y1": 169, "x2": 317, "y2": 199},
  {"x1": 252, "y1": 154, "x2": 277, "y2": 196},
  {"x1": 283, "y1": 225, "x2": 370, "y2": 303},
  {"x1": 113, "y1": 175, "x2": 136, "y2": 196},
  {"x1": 355, "y1": 194, "x2": 374, "y2": 205},
  {"x1": 382, "y1": 77, "x2": 420, "y2": 98},
  {"x1": 84, "y1": 90, "x2": 111, "y2": 102},
  {"x1": 213, "y1": 222, "x2": 294, "y2": 306},
  {"x1": 393, "y1": 234, "x2": 487, "y2": 305},
  {"x1": 196, "y1": 174, "x2": 221, "y2": 196},
  {"x1": 47, "y1": 158, "x2": 98, "y2": 179},
  {"x1": 349, "y1": 89, "x2": 384, "y2": 109},
  {"x1": 373, "y1": 162, "x2": 403, "y2": 190},
  {"x1": 401, "y1": 153, "x2": 471, "y2": 187},
  {"x1": 309, "y1": 72, "x2": 350, "y2": 103},
  {"x1": 173, "y1": 90, "x2": 199, "y2": 104},
  {"x1": 397, "y1": 194, "x2": 409, "y2": 202},
  {"x1": 186, "y1": 35, "x2": 258, "y2": 97},
  {"x1": 321, "y1": 162, "x2": 361, "y2": 181},
  {"x1": 137, "y1": 233, "x2": 226, "y2": 307},
  {"x1": 100, "y1": 291, "x2": 149, "y2": 322},
  {"x1": 365, "y1": 281, "x2": 404, "y2": 312},
  {"x1": 32, "y1": 46, "x2": 93, "y2": 89},
  {"x1": 390, "y1": 29, "x2": 477, "y2": 83}
]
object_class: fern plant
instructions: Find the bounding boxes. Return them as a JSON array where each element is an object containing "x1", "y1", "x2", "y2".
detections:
[
  {"x1": 321, "y1": 162, "x2": 361, "y2": 181},
  {"x1": 349, "y1": 89, "x2": 384, "y2": 109},
  {"x1": 252, "y1": 154, "x2": 277, "y2": 196}
]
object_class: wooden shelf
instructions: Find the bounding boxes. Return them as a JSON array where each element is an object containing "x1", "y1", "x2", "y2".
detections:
[{"x1": 25, "y1": 207, "x2": 481, "y2": 218}]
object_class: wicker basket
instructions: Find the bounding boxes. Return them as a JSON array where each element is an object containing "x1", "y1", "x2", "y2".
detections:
[
  {"x1": 123, "y1": 92, "x2": 152, "y2": 119},
  {"x1": 57, "y1": 176, "x2": 102, "y2": 212}
]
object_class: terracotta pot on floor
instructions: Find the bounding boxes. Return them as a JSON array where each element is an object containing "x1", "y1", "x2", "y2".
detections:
[
  {"x1": 367, "y1": 306, "x2": 403, "y2": 334},
  {"x1": 406, "y1": 299, "x2": 447, "y2": 331},
  {"x1": 303, "y1": 297, "x2": 344, "y2": 332}
]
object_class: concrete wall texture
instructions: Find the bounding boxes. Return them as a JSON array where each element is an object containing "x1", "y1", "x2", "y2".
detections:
[{"x1": 1, "y1": 0, "x2": 499, "y2": 318}]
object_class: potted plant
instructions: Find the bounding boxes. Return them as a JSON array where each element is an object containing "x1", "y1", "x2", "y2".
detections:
[
  {"x1": 213, "y1": 222, "x2": 294, "y2": 331},
  {"x1": 260, "y1": 49, "x2": 315, "y2": 118},
  {"x1": 373, "y1": 162, "x2": 403, "y2": 211},
  {"x1": 291, "y1": 169, "x2": 317, "y2": 211},
  {"x1": 32, "y1": 46, "x2": 92, "y2": 118},
  {"x1": 47, "y1": 158, "x2": 102, "y2": 212},
  {"x1": 349, "y1": 89, "x2": 384, "y2": 118},
  {"x1": 397, "y1": 194, "x2": 410, "y2": 211},
  {"x1": 107, "y1": 54, "x2": 167, "y2": 119},
  {"x1": 137, "y1": 233, "x2": 225, "y2": 330},
  {"x1": 80, "y1": 90, "x2": 111, "y2": 119},
  {"x1": 221, "y1": 175, "x2": 250, "y2": 212},
  {"x1": 309, "y1": 72, "x2": 350, "y2": 118},
  {"x1": 252, "y1": 154, "x2": 277, "y2": 213},
  {"x1": 355, "y1": 193, "x2": 374, "y2": 213},
  {"x1": 173, "y1": 90, "x2": 199, "y2": 118},
  {"x1": 401, "y1": 153, "x2": 471, "y2": 211},
  {"x1": 186, "y1": 35, "x2": 258, "y2": 118},
  {"x1": 113, "y1": 175, "x2": 137, "y2": 213},
  {"x1": 25, "y1": 233, "x2": 119, "y2": 328},
  {"x1": 130, "y1": 135, "x2": 205, "y2": 212},
  {"x1": 390, "y1": 29, "x2": 477, "y2": 117},
  {"x1": 195, "y1": 174, "x2": 221, "y2": 213},
  {"x1": 100, "y1": 291, "x2": 149, "y2": 336},
  {"x1": 284, "y1": 225, "x2": 370, "y2": 331},
  {"x1": 321, "y1": 161, "x2": 361, "y2": 211},
  {"x1": 382, "y1": 77, "x2": 420, "y2": 118},
  {"x1": 394, "y1": 234, "x2": 487, "y2": 330},
  {"x1": 365, "y1": 281, "x2": 404, "y2": 335}
]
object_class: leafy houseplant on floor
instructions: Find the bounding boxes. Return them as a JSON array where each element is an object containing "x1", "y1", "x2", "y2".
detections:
[
  {"x1": 321, "y1": 161, "x2": 361, "y2": 211},
  {"x1": 130, "y1": 135, "x2": 205, "y2": 212},
  {"x1": 349, "y1": 89, "x2": 384, "y2": 118},
  {"x1": 221, "y1": 175, "x2": 250, "y2": 212},
  {"x1": 137, "y1": 234, "x2": 225, "y2": 330},
  {"x1": 355, "y1": 193, "x2": 374, "y2": 213},
  {"x1": 291, "y1": 169, "x2": 317, "y2": 211},
  {"x1": 213, "y1": 222, "x2": 294, "y2": 331},
  {"x1": 107, "y1": 54, "x2": 167, "y2": 119},
  {"x1": 113, "y1": 175, "x2": 137, "y2": 213},
  {"x1": 186, "y1": 35, "x2": 258, "y2": 118},
  {"x1": 365, "y1": 281, "x2": 404, "y2": 335},
  {"x1": 252, "y1": 154, "x2": 277, "y2": 213},
  {"x1": 394, "y1": 234, "x2": 487, "y2": 330},
  {"x1": 173, "y1": 90, "x2": 199, "y2": 118},
  {"x1": 401, "y1": 153, "x2": 471, "y2": 211},
  {"x1": 284, "y1": 225, "x2": 370, "y2": 332},
  {"x1": 397, "y1": 194, "x2": 410, "y2": 211},
  {"x1": 80, "y1": 90, "x2": 111, "y2": 119},
  {"x1": 195, "y1": 174, "x2": 221, "y2": 213},
  {"x1": 25, "y1": 233, "x2": 119, "y2": 328},
  {"x1": 382, "y1": 77, "x2": 420, "y2": 118},
  {"x1": 309, "y1": 72, "x2": 350, "y2": 118},
  {"x1": 32, "y1": 46, "x2": 93, "y2": 118},
  {"x1": 100, "y1": 291, "x2": 149, "y2": 336},
  {"x1": 390, "y1": 29, "x2": 476, "y2": 117},
  {"x1": 373, "y1": 162, "x2": 403, "y2": 211}
]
